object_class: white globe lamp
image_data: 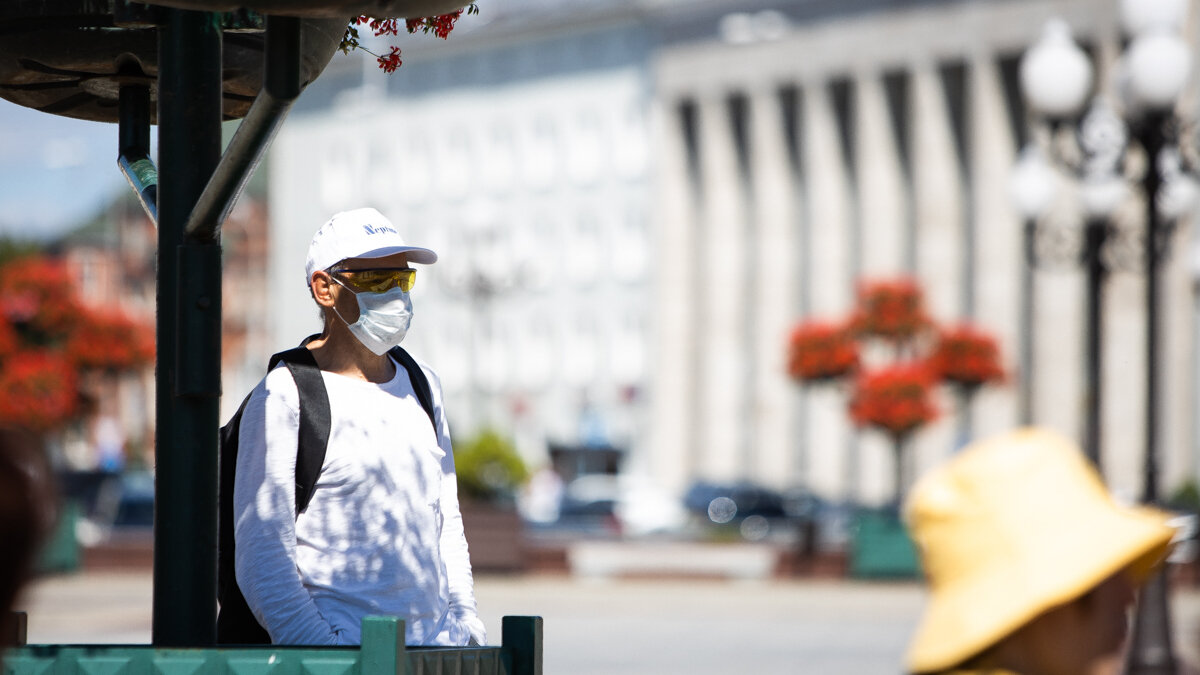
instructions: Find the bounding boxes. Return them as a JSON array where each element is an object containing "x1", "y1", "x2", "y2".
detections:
[
  {"x1": 1020, "y1": 20, "x2": 1094, "y2": 119},
  {"x1": 1125, "y1": 31, "x2": 1192, "y2": 111},
  {"x1": 1119, "y1": 0, "x2": 1189, "y2": 36},
  {"x1": 1009, "y1": 145, "x2": 1058, "y2": 220}
]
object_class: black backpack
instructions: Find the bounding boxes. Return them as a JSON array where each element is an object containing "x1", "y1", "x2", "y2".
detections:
[{"x1": 216, "y1": 340, "x2": 436, "y2": 644}]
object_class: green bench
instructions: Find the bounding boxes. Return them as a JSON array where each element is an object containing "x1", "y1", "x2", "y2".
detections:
[{"x1": 4, "y1": 615, "x2": 542, "y2": 675}]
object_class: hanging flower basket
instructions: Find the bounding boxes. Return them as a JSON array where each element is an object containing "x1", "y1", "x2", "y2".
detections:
[
  {"x1": 0, "y1": 257, "x2": 82, "y2": 338},
  {"x1": 928, "y1": 324, "x2": 1006, "y2": 387},
  {"x1": 66, "y1": 313, "x2": 155, "y2": 372},
  {"x1": 848, "y1": 363, "x2": 939, "y2": 440},
  {"x1": 0, "y1": 318, "x2": 17, "y2": 362},
  {"x1": 0, "y1": 255, "x2": 155, "y2": 432},
  {"x1": 786, "y1": 320, "x2": 859, "y2": 383},
  {"x1": 849, "y1": 278, "x2": 931, "y2": 343},
  {"x1": 0, "y1": 351, "x2": 78, "y2": 432}
]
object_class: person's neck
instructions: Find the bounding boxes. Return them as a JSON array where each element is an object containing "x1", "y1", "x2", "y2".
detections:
[{"x1": 306, "y1": 324, "x2": 395, "y2": 384}]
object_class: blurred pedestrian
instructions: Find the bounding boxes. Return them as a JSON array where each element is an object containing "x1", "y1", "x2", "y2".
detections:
[
  {"x1": 0, "y1": 428, "x2": 56, "y2": 649},
  {"x1": 93, "y1": 415, "x2": 125, "y2": 473},
  {"x1": 904, "y1": 428, "x2": 1176, "y2": 675},
  {"x1": 225, "y1": 207, "x2": 485, "y2": 646}
]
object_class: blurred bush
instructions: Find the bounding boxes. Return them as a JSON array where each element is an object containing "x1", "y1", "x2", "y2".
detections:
[
  {"x1": 1169, "y1": 480, "x2": 1200, "y2": 513},
  {"x1": 454, "y1": 428, "x2": 528, "y2": 505}
]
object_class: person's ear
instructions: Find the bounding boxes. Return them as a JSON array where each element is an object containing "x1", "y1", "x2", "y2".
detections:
[{"x1": 311, "y1": 271, "x2": 337, "y2": 308}]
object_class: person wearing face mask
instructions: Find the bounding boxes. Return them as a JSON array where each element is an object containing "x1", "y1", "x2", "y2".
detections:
[{"x1": 230, "y1": 207, "x2": 486, "y2": 647}]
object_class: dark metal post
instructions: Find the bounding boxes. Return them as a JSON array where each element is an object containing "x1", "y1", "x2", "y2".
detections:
[
  {"x1": 1019, "y1": 217, "x2": 1036, "y2": 425},
  {"x1": 1125, "y1": 111, "x2": 1177, "y2": 675},
  {"x1": 1139, "y1": 114, "x2": 1167, "y2": 507},
  {"x1": 154, "y1": 8, "x2": 222, "y2": 647},
  {"x1": 1082, "y1": 217, "x2": 1108, "y2": 469},
  {"x1": 118, "y1": 84, "x2": 158, "y2": 223},
  {"x1": 185, "y1": 15, "x2": 302, "y2": 240}
]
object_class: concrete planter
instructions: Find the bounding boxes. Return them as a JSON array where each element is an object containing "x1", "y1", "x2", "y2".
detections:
[
  {"x1": 460, "y1": 502, "x2": 526, "y2": 574},
  {"x1": 849, "y1": 508, "x2": 921, "y2": 579}
]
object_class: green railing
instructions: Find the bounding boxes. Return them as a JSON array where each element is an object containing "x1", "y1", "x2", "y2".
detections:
[{"x1": 4, "y1": 615, "x2": 542, "y2": 675}]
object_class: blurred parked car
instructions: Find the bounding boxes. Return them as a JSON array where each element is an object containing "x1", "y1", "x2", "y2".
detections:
[
  {"x1": 551, "y1": 474, "x2": 688, "y2": 537},
  {"x1": 683, "y1": 480, "x2": 852, "y2": 548},
  {"x1": 60, "y1": 469, "x2": 154, "y2": 546},
  {"x1": 113, "y1": 470, "x2": 154, "y2": 528}
]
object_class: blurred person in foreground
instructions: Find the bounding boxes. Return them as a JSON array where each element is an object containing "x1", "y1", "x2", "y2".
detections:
[
  {"x1": 904, "y1": 427, "x2": 1177, "y2": 675},
  {"x1": 0, "y1": 429, "x2": 55, "y2": 650}
]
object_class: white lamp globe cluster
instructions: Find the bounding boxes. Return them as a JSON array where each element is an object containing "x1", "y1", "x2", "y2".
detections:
[{"x1": 1118, "y1": 0, "x2": 1192, "y2": 113}]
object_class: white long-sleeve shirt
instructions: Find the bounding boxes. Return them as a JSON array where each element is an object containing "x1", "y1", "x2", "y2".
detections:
[{"x1": 232, "y1": 353, "x2": 485, "y2": 646}]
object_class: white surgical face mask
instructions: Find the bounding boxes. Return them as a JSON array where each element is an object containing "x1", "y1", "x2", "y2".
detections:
[{"x1": 331, "y1": 277, "x2": 413, "y2": 355}]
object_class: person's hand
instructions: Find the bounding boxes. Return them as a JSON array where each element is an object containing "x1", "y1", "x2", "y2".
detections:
[{"x1": 462, "y1": 615, "x2": 487, "y2": 646}]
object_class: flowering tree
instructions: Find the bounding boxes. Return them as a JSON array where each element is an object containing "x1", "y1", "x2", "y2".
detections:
[
  {"x1": 0, "y1": 256, "x2": 154, "y2": 433},
  {"x1": 787, "y1": 278, "x2": 1005, "y2": 504}
]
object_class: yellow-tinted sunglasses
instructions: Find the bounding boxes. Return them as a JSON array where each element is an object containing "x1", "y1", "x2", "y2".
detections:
[{"x1": 330, "y1": 267, "x2": 416, "y2": 293}]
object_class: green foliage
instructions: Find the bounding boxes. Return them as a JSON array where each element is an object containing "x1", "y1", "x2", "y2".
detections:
[
  {"x1": 0, "y1": 237, "x2": 42, "y2": 267},
  {"x1": 1168, "y1": 480, "x2": 1200, "y2": 513},
  {"x1": 454, "y1": 428, "x2": 528, "y2": 504}
]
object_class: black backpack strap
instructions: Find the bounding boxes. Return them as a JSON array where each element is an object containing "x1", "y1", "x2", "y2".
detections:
[
  {"x1": 217, "y1": 340, "x2": 329, "y2": 644},
  {"x1": 389, "y1": 345, "x2": 437, "y2": 433},
  {"x1": 269, "y1": 346, "x2": 331, "y2": 516},
  {"x1": 217, "y1": 388, "x2": 273, "y2": 644}
]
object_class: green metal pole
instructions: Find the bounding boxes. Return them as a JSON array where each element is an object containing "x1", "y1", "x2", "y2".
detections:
[
  {"x1": 154, "y1": 7, "x2": 222, "y2": 647},
  {"x1": 502, "y1": 616, "x2": 544, "y2": 675}
]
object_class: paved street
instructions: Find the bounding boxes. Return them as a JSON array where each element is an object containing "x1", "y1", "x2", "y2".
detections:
[{"x1": 14, "y1": 571, "x2": 1200, "y2": 674}]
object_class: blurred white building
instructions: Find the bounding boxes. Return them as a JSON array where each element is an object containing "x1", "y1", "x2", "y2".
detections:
[
  {"x1": 269, "y1": 12, "x2": 654, "y2": 476},
  {"x1": 266, "y1": 0, "x2": 1200, "y2": 505}
]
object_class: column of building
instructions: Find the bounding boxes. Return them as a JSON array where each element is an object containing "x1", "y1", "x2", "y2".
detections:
[{"x1": 746, "y1": 84, "x2": 800, "y2": 489}]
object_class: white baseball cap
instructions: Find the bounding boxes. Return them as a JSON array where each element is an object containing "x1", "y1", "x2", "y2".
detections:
[{"x1": 305, "y1": 207, "x2": 437, "y2": 285}]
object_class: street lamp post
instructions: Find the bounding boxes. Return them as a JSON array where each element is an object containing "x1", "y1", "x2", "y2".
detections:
[
  {"x1": 1076, "y1": 139, "x2": 1131, "y2": 470},
  {"x1": 1009, "y1": 136, "x2": 1124, "y2": 470},
  {"x1": 1128, "y1": 109, "x2": 1178, "y2": 675},
  {"x1": 1016, "y1": 5, "x2": 1199, "y2": 672},
  {"x1": 1009, "y1": 146, "x2": 1058, "y2": 426},
  {"x1": 1015, "y1": 22, "x2": 1128, "y2": 469},
  {"x1": 1080, "y1": 214, "x2": 1109, "y2": 467},
  {"x1": 1119, "y1": 2, "x2": 1193, "y2": 670}
]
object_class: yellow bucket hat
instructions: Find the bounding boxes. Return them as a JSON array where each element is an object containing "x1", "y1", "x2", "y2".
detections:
[{"x1": 903, "y1": 427, "x2": 1176, "y2": 673}]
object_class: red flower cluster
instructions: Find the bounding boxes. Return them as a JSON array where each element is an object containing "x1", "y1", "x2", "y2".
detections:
[
  {"x1": 67, "y1": 312, "x2": 156, "y2": 372},
  {"x1": 787, "y1": 277, "x2": 1007, "y2": 445},
  {"x1": 342, "y1": 5, "x2": 479, "y2": 72},
  {"x1": 850, "y1": 278, "x2": 930, "y2": 342},
  {"x1": 0, "y1": 256, "x2": 154, "y2": 431},
  {"x1": 0, "y1": 351, "x2": 78, "y2": 432},
  {"x1": 786, "y1": 320, "x2": 859, "y2": 383},
  {"x1": 377, "y1": 46, "x2": 403, "y2": 73},
  {"x1": 928, "y1": 324, "x2": 1006, "y2": 387},
  {"x1": 363, "y1": 16, "x2": 401, "y2": 36},
  {"x1": 0, "y1": 257, "x2": 82, "y2": 338},
  {"x1": 0, "y1": 317, "x2": 17, "y2": 360},
  {"x1": 848, "y1": 364, "x2": 939, "y2": 439},
  {"x1": 406, "y1": 9, "x2": 467, "y2": 39}
]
